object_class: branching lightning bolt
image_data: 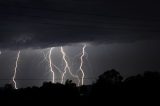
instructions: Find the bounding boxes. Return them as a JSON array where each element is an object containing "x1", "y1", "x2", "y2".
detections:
[
  {"x1": 60, "y1": 47, "x2": 80, "y2": 84},
  {"x1": 79, "y1": 44, "x2": 87, "y2": 85},
  {"x1": 43, "y1": 50, "x2": 62, "y2": 75},
  {"x1": 41, "y1": 49, "x2": 63, "y2": 81},
  {"x1": 49, "y1": 47, "x2": 55, "y2": 83},
  {"x1": 13, "y1": 51, "x2": 21, "y2": 89}
]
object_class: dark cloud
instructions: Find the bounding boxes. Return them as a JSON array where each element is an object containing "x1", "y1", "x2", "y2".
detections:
[{"x1": 0, "y1": 0, "x2": 160, "y2": 49}]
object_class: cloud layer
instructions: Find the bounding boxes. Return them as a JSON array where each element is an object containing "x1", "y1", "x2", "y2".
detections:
[{"x1": 0, "y1": 0, "x2": 160, "y2": 49}]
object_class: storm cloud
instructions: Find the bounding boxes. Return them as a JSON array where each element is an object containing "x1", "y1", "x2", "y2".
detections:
[{"x1": 0, "y1": 0, "x2": 160, "y2": 49}]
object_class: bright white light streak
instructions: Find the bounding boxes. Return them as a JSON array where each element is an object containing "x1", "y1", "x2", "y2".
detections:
[
  {"x1": 13, "y1": 51, "x2": 21, "y2": 89},
  {"x1": 49, "y1": 47, "x2": 55, "y2": 83},
  {"x1": 60, "y1": 47, "x2": 80, "y2": 85},
  {"x1": 41, "y1": 49, "x2": 63, "y2": 81},
  {"x1": 79, "y1": 44, "x2": 87, "y2": 85}
]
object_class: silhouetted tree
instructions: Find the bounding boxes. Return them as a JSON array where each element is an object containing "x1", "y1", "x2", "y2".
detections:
[
  {"x1": 65, "y1": 79, "x2": 76, "y2": 87},
  {"x1": 91, "y1": 69, "x2": 123, "y2": 97},
  {"x1": 64, "y1": 79, "x2": 79, "y2": 96},
  {"x1": 96, "y1": 69, "x2": 123, "y2": 86}
]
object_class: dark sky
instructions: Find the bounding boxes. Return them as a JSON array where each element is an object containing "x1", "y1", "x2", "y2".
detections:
[{"x1": 0, "y1": 0, "x2": 160, "y2": 87}]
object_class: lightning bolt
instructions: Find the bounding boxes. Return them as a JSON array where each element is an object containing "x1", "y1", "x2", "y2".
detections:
[
  {"x1": 49, "y1": 47, "x2": 55, "y2": 83},
  {"x1": 60, "y1": 47, "x2": 80, "y2": 85},
  {"x1": 41, "y1": 48, "x2": 62, "y2": 82},
  {"x1": 44, "y1": 50, "x2": 62, "y2": 75},
  {"x1": 79, "y1": 44, "x2": 87, "y2": 85},
  {"x1": 13, "y1": 51, "x2": 21, "y2": 89}
]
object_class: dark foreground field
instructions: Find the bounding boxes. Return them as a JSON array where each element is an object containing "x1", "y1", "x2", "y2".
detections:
[{"x1": 1, "y1": 69, "x2": 160, "y2": 105}]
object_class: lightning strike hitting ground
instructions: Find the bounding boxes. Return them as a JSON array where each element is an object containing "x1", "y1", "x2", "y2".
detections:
[
  {"x1": 13, "y1": 51, "x2": 21, "y2": 89},
  {"x1": 49, "y1": 48, "x2": 55, "y2": 83},
  {"x1": 60, "y1": 47, "x2": 80, "y2": 84},
  {"x1": 79, "y1": 44, "x2": 87, "y2": 85},
  {"x1": 42, "y1": 49, "x2": 63, "y2": 79}
]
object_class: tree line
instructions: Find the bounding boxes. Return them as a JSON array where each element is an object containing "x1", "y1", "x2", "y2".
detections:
[{"x1": 0, "y1": 69, "x2": 160, "y2": 105}]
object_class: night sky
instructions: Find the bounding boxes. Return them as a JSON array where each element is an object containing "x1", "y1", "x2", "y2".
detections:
[{"x1": 0, "y1": 0, "x2": 160, "y2": 88}]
